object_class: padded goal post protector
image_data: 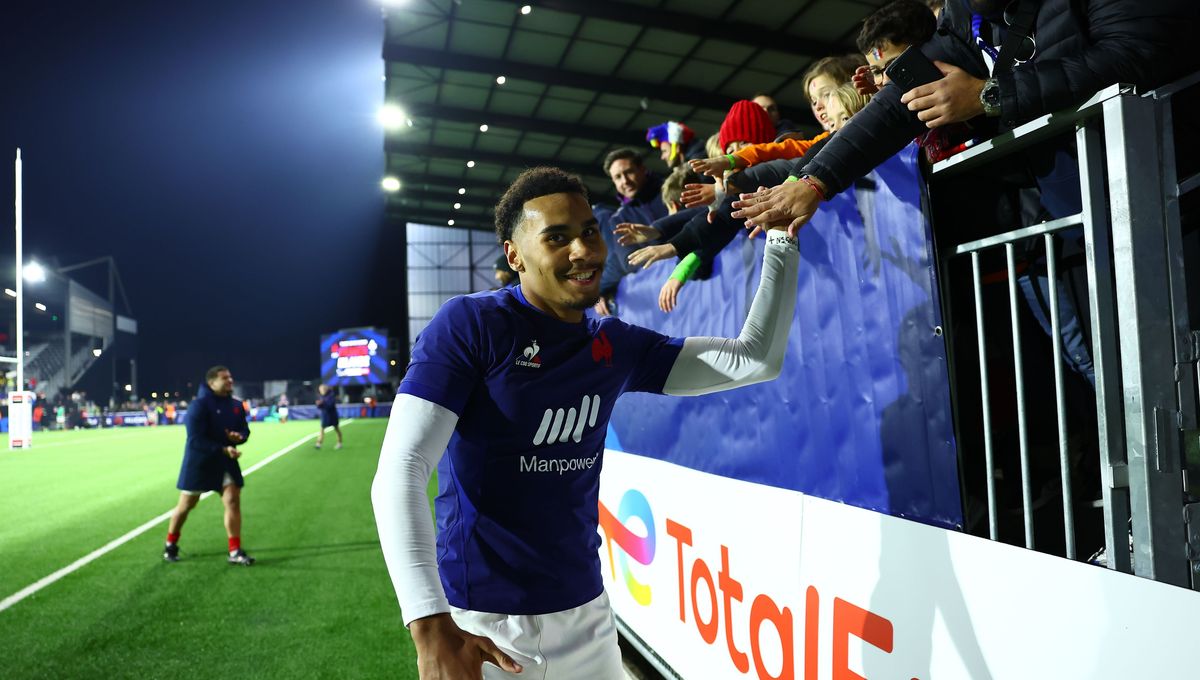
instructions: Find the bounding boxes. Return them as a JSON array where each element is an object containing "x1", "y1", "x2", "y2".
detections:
[{"x1": 607, "y1": 144, "x2": 962, "y2": 529}]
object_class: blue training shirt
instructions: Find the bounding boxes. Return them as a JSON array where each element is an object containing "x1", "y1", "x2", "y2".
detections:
[{"x1": 399, "y1": 285, "x2": 683, "y2": 614}]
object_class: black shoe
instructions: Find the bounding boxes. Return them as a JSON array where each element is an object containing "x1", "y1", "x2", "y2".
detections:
[
  {"x1": 228, "y1": 549, "x2": 255, "y2": 566},
  {"x1": 163, "y1": 543, "x2": 179, "y2": 562}
]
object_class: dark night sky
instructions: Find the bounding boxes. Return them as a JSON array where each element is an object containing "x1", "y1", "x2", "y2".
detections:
[{"x1": 1, "y1": 1, "x2": 389, "y2": 393}]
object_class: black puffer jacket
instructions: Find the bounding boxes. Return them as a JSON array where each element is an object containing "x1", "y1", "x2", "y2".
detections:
[{"x1": 797, "y1": 0, "x2": 1200, "y2": 195}]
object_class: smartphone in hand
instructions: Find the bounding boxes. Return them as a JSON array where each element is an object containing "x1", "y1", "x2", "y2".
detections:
[{"x1": 884, "y1": 45, "x2": 945, "y2": 93}]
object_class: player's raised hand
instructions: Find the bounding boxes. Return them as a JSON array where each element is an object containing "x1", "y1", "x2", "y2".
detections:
[
  {"x1": 613, "y1": 222, "x2": 661, "y2": 246},
  {"x1": 226, "y1": 429, "x2": 246, "y2": 444},
  {"x1": 412, "y1": 613, "x2": 523, "y2": 679}
]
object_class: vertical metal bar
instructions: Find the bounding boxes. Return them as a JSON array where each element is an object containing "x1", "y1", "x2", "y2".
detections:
[
  {"x1": 1104, "y1": 94, "x2": 1189, "y2": 586},
  {"x1": 1045, "y1": 233, "x2": 1077, "y2": 558},
  {"x1": 1006, "y1": 243, "x2": 1035, "y2": 548},
  {"x1": 972, "y1": 252, "x2": 999, "y2": 540},
  {"x1": 1078, "y1": 119, "x2": 1131, "y2": 573},
  {"x1": 15, "y1": 150, "x2": 24, "y2": 394}
]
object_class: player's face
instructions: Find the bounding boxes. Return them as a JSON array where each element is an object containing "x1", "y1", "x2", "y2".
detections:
[
  {"x1": 507, "y1": 192, "x2": 606, "y2": 323},
  {"x1": 208, "y1": 370, "x2": 233, "y2": 397}
]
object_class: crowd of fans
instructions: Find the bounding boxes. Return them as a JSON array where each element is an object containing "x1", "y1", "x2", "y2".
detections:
[
  {"x1": 571, "y1": 0, "x2": 1196, "y2": 322},
  {"x1": 513, "y1": 0, "x2": 1198, "y2": 552}
]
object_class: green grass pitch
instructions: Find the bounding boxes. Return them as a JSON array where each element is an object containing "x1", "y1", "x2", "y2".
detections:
[{"x1": 0, "y1": 419, "x2": 429, "y2": 679}]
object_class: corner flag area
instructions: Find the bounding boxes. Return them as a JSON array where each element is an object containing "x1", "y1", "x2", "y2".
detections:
[{"x1": 0, "y1": 420, "x2": 426, "y2": 679}]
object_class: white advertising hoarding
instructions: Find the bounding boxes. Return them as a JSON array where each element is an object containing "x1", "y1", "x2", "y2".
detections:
[
  {"x1": 8, "y1": 390, "x2": 34, "y2": 449},
  {"x1": 599, "y1": 449, "x2": 1200, "y2": 679}
]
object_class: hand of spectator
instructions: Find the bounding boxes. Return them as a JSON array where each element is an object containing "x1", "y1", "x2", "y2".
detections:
[
  {"x1": 411, "y1": 613, "x2": 524, "y2": 680},
  {"x1": 688, "y1": 156, "x2": 732, "y2": 179},
  {"x1": 853, "y1": 65, "x2": 880, "y2": 96},
  {"x1": 681, "y1": 183, "x2": 717, "y2": 208},
  {"x1": 628, "y1": 244, "x2": 678, "y2": 270},
  {"x1": 900, "y1": 61, "x2": 986, "y2": 128},
  {"x1": 731, "y1": 178, "x2": 825, "y2": 238},
  {"x1": 593, "y1": 295, "x2": 613, "y2": 317},
  {"x1": 226, "y1": 429, "x2": 246, "y2": 444},
  {"x1": 613, "y1": 222, "x2": 661, "y2": 246},
  {"x1": 659, "y1": 279, "x2": 684, "y2": 313},
  {"x1": 224, "y1": 446, "x2": 241, "y2": 460}
]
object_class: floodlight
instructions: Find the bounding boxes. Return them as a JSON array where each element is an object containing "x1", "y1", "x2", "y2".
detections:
[
  {"x1": 377, "y1": 104, "x2": 407, "y2": 130},
  {"x1": 496, "y1": 76, "x2": 507, "y2": 85},
  {"x1": 453, "y1": 203, "x2": 461, "y2": 209},
  {"x1": 34, "y1": 302, "x2": 46, "y2": 311},
  {"x1": 92, "y1": 348, "x2": 102, "y2": 357},
  {"x1": 448, "y1": 219, "x2": 455, "y2": 226},
  {"x1": 466, "y1": 161, "x2": 475, "y2": 168},
  {"x1": 24, "y1": 261, "x2": 46, "y2": 283},
  {"x1": 381, "y1": 177, "x2": 402, "y2": 192},
  {"x1": 521, "y1": 5, "x2": 532, "y2": 14},
  {"x1": 479, "y1": 124, "x2": 489, "y2": 132}
]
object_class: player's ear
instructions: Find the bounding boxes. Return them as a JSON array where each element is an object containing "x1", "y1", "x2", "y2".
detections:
[{"x1": 503, "y1": 240, "x2": 523, "y2": 273}]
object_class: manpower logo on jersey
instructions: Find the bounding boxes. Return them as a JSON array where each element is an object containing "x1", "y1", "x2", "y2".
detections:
[{"x1": 597, "y1": 488, "x2": 655, "y2": 606}]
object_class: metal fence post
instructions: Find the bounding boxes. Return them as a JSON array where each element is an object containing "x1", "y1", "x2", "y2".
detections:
[{"x1": 1103, "y1": 94, "x2": 1189, "y2": 586}]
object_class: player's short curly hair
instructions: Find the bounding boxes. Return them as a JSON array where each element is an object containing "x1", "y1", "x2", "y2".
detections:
[{"x1": 493, "y1": 167, "x2": 590, "y2": 243}]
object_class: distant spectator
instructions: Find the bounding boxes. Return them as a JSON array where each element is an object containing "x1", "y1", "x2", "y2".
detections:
[
  {"x1": 646, "y1": 121, "x2": 707, "y2": 169},
  {"x1": 595, "y1": 148, "x2": 668, "y2": 316},
  {"x1": 493, "y1": 254, "x2": 517, "y2": 288},
  {"x1": 278, "y1": 393, "x2": 289, "y2": 424},
  {"x1": 752, "y1": 92, "x2": 802, "y2": 138}
]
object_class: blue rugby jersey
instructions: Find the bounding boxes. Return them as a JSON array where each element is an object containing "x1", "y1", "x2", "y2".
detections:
[{"x1": 398, "y1": 285, "x2": 683, "y2": 614}]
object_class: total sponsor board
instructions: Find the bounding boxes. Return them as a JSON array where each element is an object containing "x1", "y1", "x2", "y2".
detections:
[
  {"x1": 598, "y1": 449, "x2": 1200, "y2": 680},
  {"x1": 598, "y1": 450, "x2": 900, "y2": 680}
]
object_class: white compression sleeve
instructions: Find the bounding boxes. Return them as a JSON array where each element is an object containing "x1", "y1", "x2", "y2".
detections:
[
  {"x1": 663, "y1": 233, "x2": 800, "y2": 396},
  {"x1": 371, "y1": 393, "x2": 457, "y2": 626}
]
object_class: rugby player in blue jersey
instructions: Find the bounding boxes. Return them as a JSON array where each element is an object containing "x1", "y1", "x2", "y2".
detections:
[{"x1": 372, "y1": 167, "x2": 799, "y2": 679}]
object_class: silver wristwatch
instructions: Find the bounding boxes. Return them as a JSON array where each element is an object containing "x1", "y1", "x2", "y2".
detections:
[{"x1": 979, "y1": 77, "x2": 1001, "y2": 117}]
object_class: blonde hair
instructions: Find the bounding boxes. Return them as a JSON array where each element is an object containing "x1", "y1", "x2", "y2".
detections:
[
  {"x1": 704, "y1": 133, "x2": 723, "y2": 160},
  {"x1": 661, "y1": 167, "x2": 699, "y2": 208},
  {"x1": 829, "y1": 83, "x2": 872, "y2": 119}
]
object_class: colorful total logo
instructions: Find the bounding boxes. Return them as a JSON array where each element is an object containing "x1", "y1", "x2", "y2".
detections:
[{"x1": 597, "y1": 488, "x2": 655, "y2": 606}]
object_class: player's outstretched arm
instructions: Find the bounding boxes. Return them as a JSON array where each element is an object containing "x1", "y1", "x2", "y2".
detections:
[
  {"x1": 371, "y1": 394, "x2": 523, "y2": 678},
  {"x1": 662, "y1": 229, "x2": 799, "y2": 396}
]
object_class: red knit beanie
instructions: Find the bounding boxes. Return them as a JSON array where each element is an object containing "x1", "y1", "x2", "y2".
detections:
[{"x1": 718, "y1": 100, "x2": 776, "y2": 152}]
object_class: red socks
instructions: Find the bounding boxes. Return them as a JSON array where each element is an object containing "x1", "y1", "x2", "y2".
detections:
[
  {"x1": 228, "y1": 536, "x2": 241, "y2": 553},
  {"x1": 167, "y1": 532, "x2": 180, "y2": 545}
]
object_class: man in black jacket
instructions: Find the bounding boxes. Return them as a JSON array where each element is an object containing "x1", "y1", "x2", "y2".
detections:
[{"x1": 732, "y1": 0, "x2": 1199, "y2": 233}]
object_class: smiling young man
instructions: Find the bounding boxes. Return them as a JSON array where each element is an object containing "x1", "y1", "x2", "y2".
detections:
[{"x1": 371, "y1": 167, "x2": 800, "y2": 679}]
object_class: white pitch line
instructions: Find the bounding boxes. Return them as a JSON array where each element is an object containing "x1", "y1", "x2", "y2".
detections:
[{"x1": 0, "y1": 420, "x2": 355, "y2": 614}]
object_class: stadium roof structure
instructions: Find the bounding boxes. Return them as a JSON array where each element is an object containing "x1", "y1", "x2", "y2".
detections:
[{"x1": 382, "y1": 0, "x2": 890, "y2": 233}]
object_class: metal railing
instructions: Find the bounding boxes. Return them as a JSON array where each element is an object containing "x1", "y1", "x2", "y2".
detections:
[{"x1": 930, "y1": 72, "x2": 1200, "y2": 588}]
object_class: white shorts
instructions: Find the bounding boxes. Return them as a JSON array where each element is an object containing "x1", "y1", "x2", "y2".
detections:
[
  {"x1": 279, "y1": 407, "x2": 289, "y2": 417},
  {"x1": 450, "y1": 591, "x2": 624, "y2": 680}
]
